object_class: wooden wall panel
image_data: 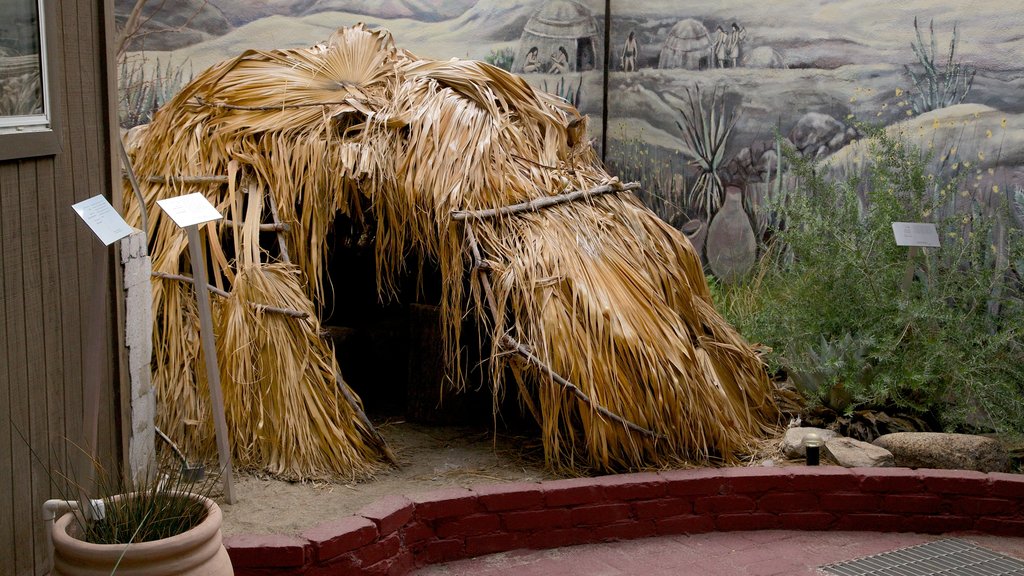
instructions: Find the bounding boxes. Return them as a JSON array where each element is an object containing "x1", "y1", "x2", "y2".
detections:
[{"x1": 0, "y1": 0, "x2": 121, "y2": 574}]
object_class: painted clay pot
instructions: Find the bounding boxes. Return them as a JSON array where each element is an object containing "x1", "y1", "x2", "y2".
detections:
[
  {"x1": 51, "y1": 493, "x2": 232, "y2": 576},
  {"x1": 680, "y1": 218, "x2": 707, "y2": 263},
  {"x1": 706, "y1": 185, "x2": 756, "y2": 283}
]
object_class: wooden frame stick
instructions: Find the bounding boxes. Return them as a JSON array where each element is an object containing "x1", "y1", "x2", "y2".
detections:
[
  {"x1": 451, "y1": 181, "x2": 639, "y2": 221},
  {"x1": 185, "y1": 225, "x2": 235, "y2": 503},
  {"x1": 151, "y1": 271, "x2": 308, "y2": 318}
]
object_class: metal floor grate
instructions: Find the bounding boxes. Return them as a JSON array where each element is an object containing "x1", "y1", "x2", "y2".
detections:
[{"x1": 820, "y1": 538, "x2": 1024, "y2": 576}]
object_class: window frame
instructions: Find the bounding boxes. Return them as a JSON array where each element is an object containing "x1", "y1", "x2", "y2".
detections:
[{"x1": 0, "y1": 0, "x2": 62, "y2": 161}]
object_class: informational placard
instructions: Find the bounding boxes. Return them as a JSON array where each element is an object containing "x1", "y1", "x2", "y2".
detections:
[
  {"x1": 156, "y1": 193, "x2": 222, "y2": 228},
  {"x1": 71, "y1": 195, "x2": 134, "y2": 245},
  {"x1": 892, "y1": 222, "x2": 940, "y2": 248}
]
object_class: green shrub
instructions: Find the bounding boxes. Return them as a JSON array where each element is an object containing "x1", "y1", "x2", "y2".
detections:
[
  {"x1": 714, "y1": 128, "x2": 1024, "y2": 435},
  {"x1": 484, "y1": 47, "x2": 516, "y2": 72}
]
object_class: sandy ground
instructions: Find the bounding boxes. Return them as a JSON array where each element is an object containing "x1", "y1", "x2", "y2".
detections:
[{"x1": 218, "y1": 420, "x2": 557, "y2": 536}]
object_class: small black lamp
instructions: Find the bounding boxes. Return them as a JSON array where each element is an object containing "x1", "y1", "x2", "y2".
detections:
[{"x1": 803, "y1": 432, "x2": 823, "y2": 466}]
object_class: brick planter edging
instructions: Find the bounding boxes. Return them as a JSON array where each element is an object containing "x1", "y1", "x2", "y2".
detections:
[{"x1": 225, "y1": 467, "x2": 1024, "y2": 575}]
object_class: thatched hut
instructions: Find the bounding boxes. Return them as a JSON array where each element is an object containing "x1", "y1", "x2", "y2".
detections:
[
  {"x1": 512, "y1": 0, "x2": 601, "y2": 74},
  {"x1": 124, "y1": 24, "x2": 779, "y2": 480},
  {"x1": 658, "y1": 19, "x2": 712, "y2": 70}
]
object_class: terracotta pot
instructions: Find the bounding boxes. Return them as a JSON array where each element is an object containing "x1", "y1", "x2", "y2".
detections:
[
  {"x1": 680, "y1": 218, "x2": 707, "y2": 263},
  {"x1": 51, "y1": 494, "x2": 232, "y2": 576},
  {"x1": 706, "y1": 186, "x2": 757, "y2": 283}
]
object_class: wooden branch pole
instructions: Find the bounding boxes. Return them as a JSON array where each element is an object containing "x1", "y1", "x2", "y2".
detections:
[
  {"x1": 333, "y1": 371, "x2": 396, "y2": 465},
  {"x1": 462, "y1": 224, "x2": 662, "y2": 440},
  {"x1": 151, "y1": 271, "x2": 308, "y2": 318},
  {"x1": 451, "y1": 181, "x2": 640, "y2": 221},
  {"x1": 221, "y1": 219, "x2": 290, "y2": 233},
  {"x1": 266, "y1": 193, "x2": 291, "y2": 264},
  {"x1": 185, "y1": 225, "x2": 235, "y2": 503},
  {"x1": 145, "y1": 175, "x2": 229, "y2": 185}
]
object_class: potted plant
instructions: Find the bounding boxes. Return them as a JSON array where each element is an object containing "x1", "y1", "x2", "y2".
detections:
[{"x1": 45, "y1": 452, "x2": 232, "y2": 575}]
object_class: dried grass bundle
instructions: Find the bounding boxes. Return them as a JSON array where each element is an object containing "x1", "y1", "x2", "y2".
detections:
[{"x1": 124, "y1": 23, "x2": 779, "y2": 479}]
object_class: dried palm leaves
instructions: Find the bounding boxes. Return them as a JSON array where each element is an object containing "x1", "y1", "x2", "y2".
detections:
[{"x1": 124, "y1": 24, "x2": 779, "y2": 479}]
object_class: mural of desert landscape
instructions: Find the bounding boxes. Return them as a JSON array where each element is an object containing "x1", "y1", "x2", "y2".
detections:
[{"x1": 106, "y1": 0, "x2": 1023, "y2": 540}]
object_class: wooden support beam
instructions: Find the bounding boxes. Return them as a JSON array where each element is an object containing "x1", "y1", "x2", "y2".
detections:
[{"x1": 451, "y1": 181, "x2": 640, "y2": 221}]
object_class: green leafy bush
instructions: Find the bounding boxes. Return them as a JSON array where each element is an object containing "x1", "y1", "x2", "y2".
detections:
[{"x1": 714, "y1": 129, "x2": 1024, "y2": 434}]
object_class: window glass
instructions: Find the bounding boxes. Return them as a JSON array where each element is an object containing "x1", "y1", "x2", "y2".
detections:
[{"x1": 0, "y1": 0, "x2": 49, "y2": 130}]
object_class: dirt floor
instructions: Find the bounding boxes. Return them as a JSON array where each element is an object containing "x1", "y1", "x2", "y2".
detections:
[{"x1": 219, "y1": 420, "x2": 558, "y2": 537}]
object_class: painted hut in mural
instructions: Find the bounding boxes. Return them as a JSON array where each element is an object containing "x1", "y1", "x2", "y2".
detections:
[
  {"x1": 658, "y1": 19, "x2": 711, "y2": 70},
  {"x1": 512, "y1": 0, "x2": 602, "y2": 74},
  {"x1": 124, "y1": 24, "x2": 779, "y2": 481}
]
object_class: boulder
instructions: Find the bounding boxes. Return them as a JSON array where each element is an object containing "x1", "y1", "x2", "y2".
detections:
[
  {"x1": 872, "y1": 432, "x2": 1010, "y2": 473},
  {"x1": 782, "y1": 427, "x2": 840, "y2": 459},
  {"x1": 742, "y1": 46, "x2": 786, "y2": 69},
  {"x1": 825, "y1": 437, "x2": 894, "y2": 468}
]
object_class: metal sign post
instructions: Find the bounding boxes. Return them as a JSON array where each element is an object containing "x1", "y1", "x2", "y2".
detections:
[
  {"x1": 892, "y1": 222, "x2": 940, "y2": 292},
  {"x1": 157, "y1": 193, "x2": 235, "y2": 503}
]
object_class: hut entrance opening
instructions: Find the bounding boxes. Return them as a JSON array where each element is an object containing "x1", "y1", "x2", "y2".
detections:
[
  {"x1": 320, "y1": 213, "x2": 533, "y2": 433},
  {"x1": 576, "y1": 38, "x2": 596, "y2": 71}
]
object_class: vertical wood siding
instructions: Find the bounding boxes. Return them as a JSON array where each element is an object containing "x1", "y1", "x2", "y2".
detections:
[{"x1": 0, "y1": 0, "x2": 120, "y2": 574}]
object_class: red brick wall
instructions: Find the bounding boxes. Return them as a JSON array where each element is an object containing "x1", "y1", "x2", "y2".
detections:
[{"x1": 225, "y1": 468, "x2": 1024, "y2": 575}]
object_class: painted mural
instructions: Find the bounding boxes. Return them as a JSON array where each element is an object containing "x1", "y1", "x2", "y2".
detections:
[
  {"x1": 604, "y1": 0, "x2": 1024, "y2": 274},
  {"x1": 116, "y1": 0, "x2": 607, "y2": 148},
  {"x1": 117, "y1": 0, "x2": 1024, "y2": 281}
]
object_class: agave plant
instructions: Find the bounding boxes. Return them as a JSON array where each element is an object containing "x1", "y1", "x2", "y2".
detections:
[
  {"x1": 904, "y1": 17, "x2": 975, "y2": 114},
  {"x1": 675, "y1": 84, "x2": 739, "y2": 222}
]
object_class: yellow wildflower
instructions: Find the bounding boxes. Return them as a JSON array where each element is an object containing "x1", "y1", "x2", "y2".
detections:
[
  {"x1": 933, "y1": 118, "x2": 941, "y2": 129},
  {"x1": 850, "y1": 96, "x2": 857, "y2": 103},
  {"x1": 1001, "y1": 118, "x2": 1008, "y2": 128},
  {"x1": 978, "y1": 151, "x2": 985, "y2": 161},
  {"x1": 993, "y1": 185, "x2": 1000, "y2": 194},
  {"x1": 906, "y1": 110, "x2": 913, "y2": 116},
  {"x1": 986, "y1": 129, "x2": 992, "y2": 138},
  {"x1": 896, "y1": 88, "x2": 904, "y2": 97},
  {"x1": 950, "y1": 146, "x2": 957, "y2": 156}
]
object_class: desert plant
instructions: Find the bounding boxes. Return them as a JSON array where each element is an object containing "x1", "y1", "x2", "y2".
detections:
[
  {"x1": 714, "y1": 129, "x2": 1024, "y2": 435},
  {"x1": 542, "y1": 75, "x2": 583, "y2": 108},
  {"x1": 605, "y1": 131, "x2": 688, "y2": 222},
  {"x1": 118, "y1": 53, "x2": 192, "y2": 128},
  {"x1": 484, "y1": 47, "x2": 516, "y2": 71},
  {"x1": 674, "y1": 84, "x2": 739, "y2": 222},
  {"x1": 904, "y1": 17, "x2": 975, "y2": 114}
]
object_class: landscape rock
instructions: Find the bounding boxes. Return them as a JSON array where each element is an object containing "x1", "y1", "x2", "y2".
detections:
[
  {"x1": 788, "y1": 112, "x2": 859, "y2": 159},
  {"x1": 742, "y1": 46, "x2": 787, "y2": 69},
  {"x1": 824, "y1": 437, "x2": 894, "y2": 468},
  {"x1": 782, "y1": 427, "x2": 840, "y2": 459},
  {"x1": 872, "y1": 432, "x2": 1010, "y2": 473}
]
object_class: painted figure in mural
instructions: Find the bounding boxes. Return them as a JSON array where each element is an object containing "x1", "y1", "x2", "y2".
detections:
[
  {"x1": 523, "y1": 46, "x2": 541, "y2": 73},
  {"x1": 621, "y1": 30, "x2": 639, "y2": 71},
  {"x1": 727, "y1": 22, "x2": 746, "y2": 68},
  {"x1": 713, "y1": 25, "x2": 728, "y2": 68},
  {"x1": 550, "y1": 46, "x2": 569, "y2": 74}
]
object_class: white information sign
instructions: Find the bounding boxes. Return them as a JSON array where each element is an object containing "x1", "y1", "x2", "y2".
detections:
[
  {"x1": 72, "y1": 195, "x2": 134, "y2": 246},
  {"x1": 156, "y1": 193, "x2": 222, "y2": 228},
  {"x1": 892, "y1": 222, "x2": 940, "y2": 248}
]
